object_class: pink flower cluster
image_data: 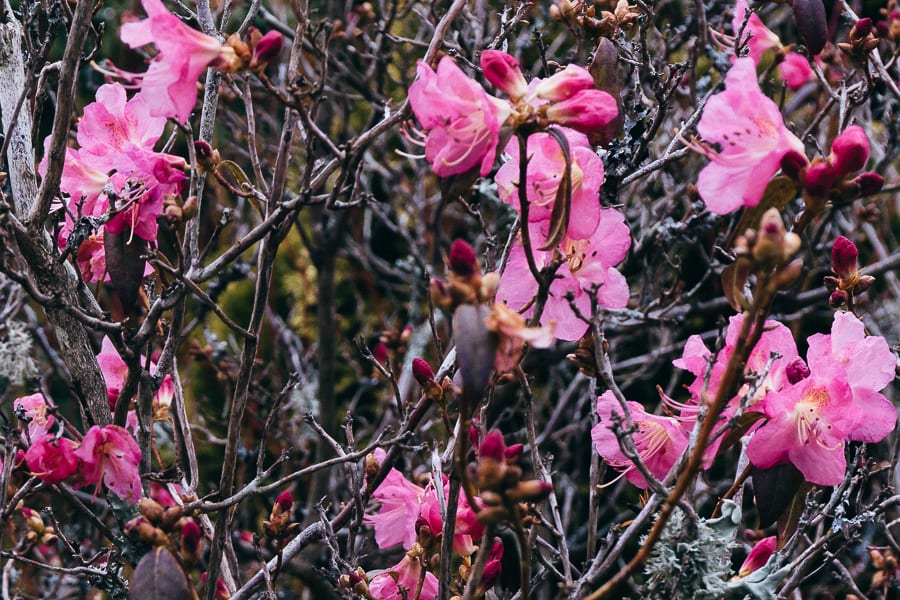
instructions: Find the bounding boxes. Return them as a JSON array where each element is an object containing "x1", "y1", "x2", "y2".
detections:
[
  {"x1": 694, "y1": 57, "x2": 806, "y2": 215},
  {"x1": 592, "y1": 311, "x2": 896, "y2": 488},
  {"x1": 44, "y1": 83, "x2": 186, "y2": 281}
]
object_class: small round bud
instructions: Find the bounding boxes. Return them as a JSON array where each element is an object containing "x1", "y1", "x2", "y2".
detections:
[
  {"x1": 829, "y1": 125, "x2": 870, "y2": 177},
  {"x1": 829, "y1": 289, "x2": 848, "y2": 308},
  {"x1": 449, "y1": 239, "x2": 479, "y2": 277},
  {"x1": 411, "y1": 358, "x2": 435, "y2": 386},
  {"x1": 785, "y1": 357, "x2": 811, "y2": 384},
  {"x1": 831, "y1": 236, "x2": 858, "y2": 279},
  {"x1": 854, "y1": 172, "x2": 884, "y2": 197},
  {"x1": 780, "y1": 150, "x2": 809, "y2": 180},
  {"x1": 276, "y1": 490, "x2": 293, "y2": 513}
]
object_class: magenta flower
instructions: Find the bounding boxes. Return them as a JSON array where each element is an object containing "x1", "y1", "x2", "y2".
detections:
[
  {"x1": 495, "y1": 128, "x2": 604, "y2": 239},
  {"x1": 695, "y1": 57, "x2": 805, "y2": 214},
  {"x1": 778, "y1": 53, "x2": 814, "y2": 90},
  {"x1": 96, "y1": 337, "x2": 174, "y2": 416},
  {"x1": 408, "y1": 57, "x2": 511, "y2": 177},
  {"x1": 497, "y1": 211, "x2": 631, "y2": 341},
  {"x1": 368, "y1": 554, "x2": 438, "y2": 600},
  {"x1": 732, "y1": 0, "x2": 782, "y2": 65},
  {"x1": 25, "y1": 435, "x2": 79, "y2": 485},
  {"x1": 74, "y1": 424, "x2": 142, "y2": 502},
  {"x1": 120, "y1": 0, "x2": 238, "y2": 123},
  {"x1": 14, "y1": 394, "x2": 55, "y2": 441},
  {"x1": 363, "y1": 458, "x2": 425, "y2": 550},
  {"x1": 591, "y1": 391, "x2": 688, "y2": 488}
]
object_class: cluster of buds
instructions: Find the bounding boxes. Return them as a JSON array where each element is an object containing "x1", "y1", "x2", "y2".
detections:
[
  {"x1": 472, "y1": 430, "x2": 553, "y2": 526},
  {"x1": 430, "y1": 239, "x2": 499, "y2": 312},
  {"x1": 371, "y1": 324, "x2": 413, "y2": 372},
  {"x1": 262, "y1": 490, "x2": 298, "y2": 542},
  {"x1": 162, "y1": 193, "x2": 199, "y2": 225},
  {"x1": 824, "y1": 236, "x2": 875, "y2": 307},
  {"x1": 125, "y1": 497, "x2": 189, "y2": 547},
  {"x1": 734, "y1": 209, "x2": 802, "y2": 270},
  {"x1": 867, "y1": 547, "x2": 900, "y2": 596},
  {"x1": 838, "y1": 18, "x2": 879, "y2": 59},
  {"x1": 222, "y1": 28, "x2": 284, "y2": 74},
  {"x1": 338, "y1": 568, "x2": 372, "y2": 598},
  {"x1": 21, "y1": 507, "x2": 58, "y2": 546},
  {"x1": 781, "y1": 125, "x2": 884, "y2": 211},
  {"x1": 480, "y1": 51, "x2": 619, "y2": 136},
  {"x1": 550, "y1": 0, "x2": 641, "y2": 36}
]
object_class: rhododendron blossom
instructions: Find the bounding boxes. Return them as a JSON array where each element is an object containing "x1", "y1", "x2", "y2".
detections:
[
  {"x1": 368, "y1": 554, "x2": 438, "y2": 600},
  {"x1": 497, "y1": 211, "x2": 631, "y2": 341},
  {"x1": 695, "y1": 57, "x2": 805, "y2": 214},
  {"x1": 120, "y1": 0, "x2": 238, "y2": 123},
  {"x1": 74, "y1": 425, "x2": 142, "y2": 502},
  {"x1": 408, "y1": 57, "x2": 511, "y2": 177},
  {"x1": 591, "y1": 391, "x2": 688, "y2": 488},
  {"x1": 96, "y1": 337, "x2": 174, "y2": 418},
  {"x1": 14, "y1": 394, "x2": 55, "y2": 441},
  {"x1": 495, "y1": 128, "x2": 604, "y2": 239},
  {"x1": 24, "y1": 436, "x2": 79, "y2": 485},
  {"x1": 747, "y1": 312, "x2": 896, "y2": 485}
]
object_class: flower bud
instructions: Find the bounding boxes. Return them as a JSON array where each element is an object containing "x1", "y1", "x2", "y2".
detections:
[
  {"x1": 853, "y1": 171, "x2": 884, "y2": 196},
  {"x1": 504, "y1": 443, "x2": 524, "y2": 463},
  {"x1": 831, "y1": 236, "x2": 858, "y2": 279},
  {"x1": 276, "y1": 490, "x2": 293, "y2": 513},
  {"x1": 829, "y1": 289, "x2": 848, "y2": 308},
  {"x1": 785, "y1": 357, "x2": 811, "y2": 384},
  {"x1": 780, "y1": 150, "x2": 809, "y2": 180},
  {"x1": 533, "y1": 64, "x2": 594, "y2": 100},
  {"x1": 506, "y1": 479, "x2": 554, "y2": 502},
  {"x1": 479, "y1": 430, "x2": 506, "y2": 462},
  {"x1": 802, "y1": 160, "x2": 835, "y2": 197},
  {"x1": 181, "y1": 519, "x2": 202, "y2": 556},
  {"x1": 792, "y1": 0, "x2": 827, "y2": 55},
  {"x1": 481, "y1": 50, "x2": 528, "y2": 100},
  {"x1": 853, "y1": 17, "x2": 874, "y2": 37},
  {"x1": 544, "y1": 89, "x2": 619, "y2": 134},
  {"x1": 139, "y1": 497, "x2": 166, "y2": 524},
  {"x1": 449, "y1": 239, "x2": 479, "y2": 277},
  {"x1": 856, "y1": 274, "x2": 875, "y2": 292},
  {"x1": 411, "y1": 358, "x2": 435, "y2": 385},
  {"x1": 195, "y1": 140, "x2": 221, "y2": 172},
  {"x1": 250, "y1": 30, "x2": 284, "y2": 72},
  {"x1": 739, "y1": 536, "x2": 777, "y2": 577},
  {"x1": 829, "y1": 125, "x2": 869, "y2": 177}
]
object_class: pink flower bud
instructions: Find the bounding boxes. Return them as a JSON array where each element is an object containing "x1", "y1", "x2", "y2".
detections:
[
  {"x1": 854, "y1": 171, "x2": 884, "y2": 196},
  {"x1": 181, "y1": 519, "x2": 202, "y2": 553},
  {"x1": 780, "y1": 150, "x2": 809, "y2": 180},
  {"x1": 831, "y1": 235, "x2": 858, "y2": 279},
  {"x1": 250, "y1": 30, "x2": 284, "y2": 70},
  {"x1": 853, "y1": 17, "x2": 874, "y2": 37},
  {"x1": 411, "y1": 358, "x2": 435, "y2": 385},
  {"x1": 372, "y1": 342, "x2": 389, "y2": 366},
  {"x1": 479, "y1": 430, "x2": 506, "y2": 462},
  {"x1": 785, "y1": 357, "x2": 811, "y2": 384},
  {"x1": 544, "y1": 89, "x2": 619, "y2": 134},
  {"x1": 739, "y1": 536, "x2": 777, "y2": 577},
  {"x1": 481, "y1": 50, "x2": 528, "y2": 99},
  {"x1": 449, "y1": 239, "x2": 479, "y2": 277},
  {"x1": 829, "y1": 125, "x2": 870, "y2": 177},
  {"x1": 533, "y1": 64, "x2": 595, "y2": 100},
  {"x1": 504, "y1": 443, "x2": 524, "y2": 462},
  {"x1": 276, "y1": 490, "x2": 293, "y2": 512},
  {"x1": 802, "y1": 161, "x2": 835, "y2": 197}
]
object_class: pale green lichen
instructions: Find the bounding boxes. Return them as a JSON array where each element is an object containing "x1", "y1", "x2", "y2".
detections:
[{"x1": 0, "y1": 322, "x2": 37, "y2": 385}]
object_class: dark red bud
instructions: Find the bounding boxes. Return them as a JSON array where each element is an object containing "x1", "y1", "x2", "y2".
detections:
[
  {"x1": 853, "y1": 18, "x2": 874, "y2": 38},
  {"x1": 479, "y1": 430, "x2": 506, "y2": 462},
  {"x1": 854, "y1": 172, "x2": 884, "y2": 196},
  {"x1": 181, "y1": 519, "x2": 202, "y2": 553},
  {"x1": 347, "y1": 572, "x2": 363, "y2": 585},
  {"x1": 780, "y1": 150, "x2": 809, "y2": 180},
  {"x1": 372, "y1": 342, "x2": 389, "y2": 366},
  {"x1": 785, "y1": 357, "x2": 811, "y2": 384},
  {"x1": 469, "y1": 425, "x2": 480, "y2": 450},
  {"x1": 803, "y1": 161, "x2": 836, "y2": 197},
  {"x1": 276, "y1": 490, "x2": 293, "y2": 513},
  {"x1": 831, "y1": 235, "x2": 858, "y2": 278},
  {"x1": 194, "y1": 140, "x2": 213, "y2": 160},
  {"x1": 829, "y1": 289, "x2": 848, "y2": 308},
  {"x1": 449, "y1": 239, "x2": 479, "y2": 277},
  {"x1": 411, "y1": 358, "x2": 435, "y2": 385}
]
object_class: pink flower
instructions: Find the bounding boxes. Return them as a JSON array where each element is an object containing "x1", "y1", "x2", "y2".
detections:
[
  {"x1": 497, "y1": 212, "x2": 631, "y2": 341},
  {"x1": 408, "y1": 57, "x2": 511, "y2": 177},
  {"x1": 368, "y1": 554, "x2": 438, "y2": 600},
  {"x1": 778, "y1": 53, "x2": 813, "y2": 89},
  {"x1": 747, "y1": 312, "x2": 896, "y2": 485},
  {"x1": 732, "y1": 0, "x2": 782, "y2": 65},
  {"x1": 120, "y1": 0, "x2": 238, "y2": 122},
  {"x1": 591, "y1": 391, "x2": 688, "y2": 488},
  {"x1": 695, "y1": 57, "x2": 806, "y2": 214},
  {"x1": 495, "y1": 128, "x2": 604, "y2": 239},
  {"x1": 480, "y1": 50, "x2": 528, "y2": 100},
  {"x1": 364, "y1": 459, "x2": 425, "y2": 550},
  {"x1": 828, "y1": 125, "x2": 870, "y2": 177},
  {"x1": 24, "y1": 435, "x2": 79, "y2": 485},
  {"x1": 96, "y1": 337, "x2": 174, "y2": 416},
  {"x1": 14, "y1": 394, "x2": 55, "y2": 441},
  {"x1": 74, "y1": 424, "x2": 142, "y2": 502},
  {"x1": 543, "y1": 89, "x2": 619, "y2": 135}
]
